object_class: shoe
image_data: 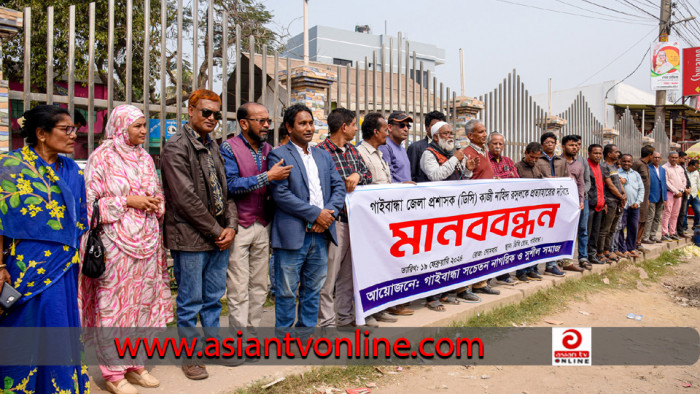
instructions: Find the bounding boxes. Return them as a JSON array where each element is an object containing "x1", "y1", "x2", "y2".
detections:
[
  {"x1": 472, "y1": 285, "x2": 500, "y2": 295},
  {"x1": 495, "y1": 276, "x2": 517, "y2": 286},
  {"x1": 456, "y1": 289, "x2": 481, "y2": 303},
  {"x1": 372, "y1": 311, "x2": 398, "y2": 323},
  {"x1": 563, "y1": 264, "x2": 584, "y2": 272},
  {"x1": 637, "y1": 245, "x2": 650, "y2": 252},
  {"x1": 516, "y1": 273, "x2": 531, "y2": 282},
  {"x1": 387, "y1": 305, "x2": 414, "y2": 316},
  {"x1": 661, "y1": 235, "x2": 672, "y2": 242},
  {"x1": 545, "y1": 266, "x2": 565, "y2": 277},
  {"x1": 181, "y1": 363, "x2": 209, "y2": 380},
  {"x1": 125, "y1": 370, "x2": 159, "y2": 388},
  {"x1": 641, "y1": 239, "x2": 655, "y2": 245},
  {"x1": 364, "y1": 315, "x2": 379, "y2": 328},
  {"x1": 337, "y1": 322, "x2": 373, "y2": 332},
  {"x1": 207, "y1": 355, "x2": 245, "y2": 367},
  {"x1": 106, "y1": 380, "x2": 139, "y2": 394},
  {"x1": 670, "y1": 234, "x2": 680, "y2": 240},
  {"x1": 527, "y1": 271, "x2": 543, "y2": 281}
]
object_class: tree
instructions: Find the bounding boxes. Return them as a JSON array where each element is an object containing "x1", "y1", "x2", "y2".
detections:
[{"x1": 0, "y1": 0, "x2": 282, "y2": 107}]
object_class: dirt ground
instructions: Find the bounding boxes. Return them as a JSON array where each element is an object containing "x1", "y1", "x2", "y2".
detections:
[{"x1": 366, "y1": 257, "x2": 700, "y2": 394}]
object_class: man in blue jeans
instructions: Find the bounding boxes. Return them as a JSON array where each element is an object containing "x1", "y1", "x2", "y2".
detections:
[
  {"x1": 162, "y1": 89, "x2": 239, "y2": 380},
  {"x1": 268, "y1": 104, "x2": 346, "y2": 329}
]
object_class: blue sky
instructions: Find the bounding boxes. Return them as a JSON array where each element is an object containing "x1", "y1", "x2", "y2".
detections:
[{"x1": 261, "y1": 0, "x2": 692, "y2": 98}]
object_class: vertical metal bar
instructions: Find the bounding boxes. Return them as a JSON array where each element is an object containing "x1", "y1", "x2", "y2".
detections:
[
  {"x1": 286, "y1": 56, "x2": 291, "y2": 106},
  {"x1": 207, "y1": 0, "x2": 214, "y2": 90},
  {"x1": 446, "y1": 87, "x2": 450, "y2": 125},
  {"x1": 452, "y1": 92, "x2": 456, "y2": 131},
  {"x1": 192, "y1": 0, "x2": 198, "y2": 91},
  {"x1": 381, "y1": 44, "x2": 385, "y2": 115},
  {"x1": 46, "y1": 7, "x2": 53, "y2": 105},
  {"x1": 355, "y1": 61, "x2": 360, "y2": 144},
  {"x1": 22, "y1": 7, "x2": 30, "y2": 111},
  {"x1": 107, "y1": 0, "x2": 114, "y2": 115},
  {"x1": 125, "y1": 0, "x2": 133, "y2": 103},
  {"x1": 261, "y1": 44, "x2": 267, "y2": 106},
  {"x1": 389, "y1": 37, "x2": 393, "y2": 113},
  {"x1": 439, "y1": 82, "x2": 444, "y2": 117},
  {"x1": 425, "y1": 69, "x2": 431, "y2": 118},
  {"x1": 273, "y1": 52, "x2": 279, "y2": 142},
  {"x1": 176, "y1": 0, "x2": 183, "y2": 124},
  {"x1": 346, "y1": 64, "x2": 350, "y2": 110},
  {"x1": 412, "y1": 51, "x2": 416, "y2": 132},
  {"x1": 221, "y1": 12, "x2": 229, "y2": 136},
  {"x1": 88, "y1": 3, "x2": 95, "y2": 155},
  {"x1": 364, "y1": 56, "x2": 368, "y2": 118},
  {"x1": 372, "y1": 51, "x2": 377, "y2": 112},
  {"x1": 68, "y1": 6, "x2": 75, "y2": 118},
  {"x1": 432, "y1": 76, "x2": 437, "y2": 112},
  {"x1": 143, "y1": 0, "x2": 150, "y2": 151},
  {"x1": 405, "y1": 40, "x2": 409, "y2": 115},
  {"x1": 419, "y1": 61, "x2": 424, "y2": 138},
  {"x1": 160, "y1": 0, "x2": 166, "y2": 147},
  {"x1": 397, "y1": 32, "x2": 401, "y2": 112},
  {"x1": 337, "y1": 65, "x2": 341, "y2": 107},
  {"x1": 249, "y1": 35, "x2": 255, "y2": 102},
  {"x1": 235, "y1": 24, "x2": 241, "y2": 111}
]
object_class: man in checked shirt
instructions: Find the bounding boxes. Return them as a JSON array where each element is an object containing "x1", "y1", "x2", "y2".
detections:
[{"x1": 316, "y1": 108, "x2": 393, "y2": 328}]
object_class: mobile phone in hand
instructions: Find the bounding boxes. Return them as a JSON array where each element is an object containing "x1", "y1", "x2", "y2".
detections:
[{"x1": 0, "y1": 282, "x2": 21, "y2": 309}]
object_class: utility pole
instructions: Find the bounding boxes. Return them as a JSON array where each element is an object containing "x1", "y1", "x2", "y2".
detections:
[
  {"x1": 303, "y1": 0, "x2": 309, "y2": 65},
  {"x1": 655, "y1": 0, "x2": 672, "y2": 136}
]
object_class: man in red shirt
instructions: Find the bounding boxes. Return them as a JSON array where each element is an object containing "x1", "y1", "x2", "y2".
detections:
[{"x1": 487, "y1": 131, "x2": 520, "y2": 286}]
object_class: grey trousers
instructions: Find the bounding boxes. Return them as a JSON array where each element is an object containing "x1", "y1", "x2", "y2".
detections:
[
  {"x1": 226, "y1": 222, "x2": 270, "y2": 329},
  {"x1": 643, "y1": 200, "x2": 664, "y2": 241},
  {"x1": 318, "y1": 222, "x2": 355, "y2": 327}
]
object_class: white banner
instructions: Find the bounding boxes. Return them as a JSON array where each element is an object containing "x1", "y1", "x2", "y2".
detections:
[
  {"x1": 651, "y1": 40, "x2": 681, "y2": 91},
  {"x1": 346, "y1": 178, "x2": 580, "y2": 324}
]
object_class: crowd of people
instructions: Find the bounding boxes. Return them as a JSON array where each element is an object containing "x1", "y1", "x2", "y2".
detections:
[{"x1": 0, "y1": 88, "x2": 695, "y2": 394}]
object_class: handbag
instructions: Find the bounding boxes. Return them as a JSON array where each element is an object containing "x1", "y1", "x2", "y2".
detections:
[{"x1": 82, "y1": 199, "x2": 106, "y2": 278}]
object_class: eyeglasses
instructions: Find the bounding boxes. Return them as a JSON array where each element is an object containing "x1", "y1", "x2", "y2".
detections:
[
  {"x1": 391, "y1": 122, "x2": 411, "y2": 130},
  {"x1": 200, "y1": 109, "x2": 222, "y2": 120},
  {"x1": 438, "y1": 131, "x2": 454, "y2": 137},
  {"x1": 54, "y1": 125, "x2": 79, "y2": 136},
  {"x1": 245, "y1": 118, "x2": 273, "y2": 125}
]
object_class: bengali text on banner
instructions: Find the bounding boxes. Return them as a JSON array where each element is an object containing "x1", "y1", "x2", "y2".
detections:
[{"x1": 346, "y1": 178, "x2": 580, "y2": 324}]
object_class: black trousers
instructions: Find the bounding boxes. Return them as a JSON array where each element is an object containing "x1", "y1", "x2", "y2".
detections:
[{"x1": 587, "y1": 205, "x2": 605, "y2": 257}]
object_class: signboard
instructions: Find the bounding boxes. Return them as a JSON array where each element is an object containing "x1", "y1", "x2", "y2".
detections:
[
  {"x1": 683, "y1": 47, "x2": 700, "y2": 96},
  {"x1": 651, "y1": 41, "x2": 681, "y2": 91},
  {"x1": 149, "y1": 119, "x2": 185, "y2": 142},
  {"x1": 346, "y1": 178, "x2": 579, "y2": 324}
]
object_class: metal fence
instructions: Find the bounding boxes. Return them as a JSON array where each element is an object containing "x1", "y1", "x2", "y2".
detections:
[
  {"x1": 7, "y1": 1, "x2": 666, "y2": 164},
  {"x1": 613, "y1": 107, "x2": 643, "y2": 160}
]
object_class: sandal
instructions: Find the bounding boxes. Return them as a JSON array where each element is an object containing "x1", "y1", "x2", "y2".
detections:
[
  {"x1": 387, "y1": 305, "x2": 414, "y2": 316},
  {"x1": 596, "y1": 254, "x2": 611, "y2": 264},
  {"x1": 580, "y1": 261, "x2": 593, "y2": 270},
  {"x1": 426, "y1": 300, "x2": 446, "y2": 312},
  {"x1": 604, "y1": 252, "x2": 619, "y2": 262},
  {"x1": 440, "y1": 294, "x2": 460, "y2": 305}
]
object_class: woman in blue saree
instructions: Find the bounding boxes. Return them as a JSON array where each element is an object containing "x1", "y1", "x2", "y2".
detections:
[{"x1": 0, "y1": 105, "x2": 90, "y2": 393}]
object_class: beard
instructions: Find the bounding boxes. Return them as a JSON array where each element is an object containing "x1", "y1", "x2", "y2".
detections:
[
  {"x1": 249, "y1": 130, "x2": 267, "y2": 144},
  {"x1": 438, "y1": 137, "x2": 455, "y2": 153}
]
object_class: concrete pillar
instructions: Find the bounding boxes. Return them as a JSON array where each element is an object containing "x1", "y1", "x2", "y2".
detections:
[
  {"x1": 537, "y1": 115, "x2": 568, "y2": 155},
  {"x1": 453, "y1": 96, "x2": 484, "y2": 145},
  {"x1": 280, "y1": 66, "x2": 337, "y2": 144}
]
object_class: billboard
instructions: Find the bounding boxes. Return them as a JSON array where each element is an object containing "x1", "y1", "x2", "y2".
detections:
[
  {"x1": 651, "y1": 41, "x2": 681, "y2": 91},
  {"x1": 683, "y1": 47, "x2": 700, "y2": 96}
]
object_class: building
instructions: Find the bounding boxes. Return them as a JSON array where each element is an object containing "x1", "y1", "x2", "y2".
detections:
[{"x1": 282, "y1": 25, "x2": 445, "y2": 86}]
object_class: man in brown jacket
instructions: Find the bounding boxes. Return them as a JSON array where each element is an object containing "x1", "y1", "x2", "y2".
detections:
[
  {"x1": 536, "y1": 132, "x2": 569, "y2": 178},
  {"x1": 632, "y1": 145, "x2": 654, "y2": 251},
  {"x1": 162, "y1": 89, "x2": 239, "y2": 380}
]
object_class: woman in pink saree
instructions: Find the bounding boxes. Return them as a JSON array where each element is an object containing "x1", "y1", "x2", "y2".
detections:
[{"x1": 79, "y1": 105, "x2": 173, "y2": 394}]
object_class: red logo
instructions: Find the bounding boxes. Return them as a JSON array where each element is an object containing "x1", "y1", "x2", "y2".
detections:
[{"x1": 562, "y1": 329, "x2": 582, "y2": 349}]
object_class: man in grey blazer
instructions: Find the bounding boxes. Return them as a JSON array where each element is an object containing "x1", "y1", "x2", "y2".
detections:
[{"x1": 268, "y1": 104, "x2": 346, "y2": 328}]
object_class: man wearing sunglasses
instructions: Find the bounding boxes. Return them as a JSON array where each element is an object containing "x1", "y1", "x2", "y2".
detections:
[
  {"x1": 162, "y1": 89, "x2": 240, "y2": 379},
  {"x1": 378, "y1": 112, "x2": 413, "y2": 183},
  {"x1": 220, "y1": 103, "x2": 292, "y2": 338}
]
